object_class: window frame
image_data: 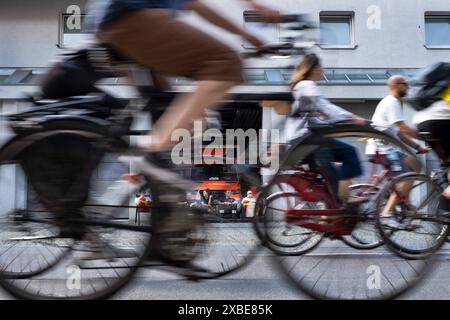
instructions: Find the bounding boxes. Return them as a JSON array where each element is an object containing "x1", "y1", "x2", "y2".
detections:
[
  {"x1": 58, "y1": 12, "x2": 91, "y2": 49},
  {"x1": 424, "y1": 12, "x2": 450, "y2": 49},
  {"x1": 242, "y1": 10, "x2": 280, "y2": 49},
  {"x1": 319, "y1": 12, "x2": 357, "y2": 49}
]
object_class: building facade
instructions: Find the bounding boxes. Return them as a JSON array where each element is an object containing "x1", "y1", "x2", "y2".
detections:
[{"x1": 0, "y1": 0, "x2": 449, "y2": 210}]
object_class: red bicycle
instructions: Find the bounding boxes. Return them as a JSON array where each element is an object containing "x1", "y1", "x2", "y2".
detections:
[
  {"x1": 255, "y1": 147, "x2": 407, "y2": 254},
  {"x1": 341, "y1": 150, "x2": 409, "y2": 249},
  {"x1": 256, "y1": 122, "x2": 433, "y2": 300}
]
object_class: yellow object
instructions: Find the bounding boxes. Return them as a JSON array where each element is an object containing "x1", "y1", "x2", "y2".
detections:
[
  {"x1": 137, "y1": 198, "x2": 149, "y2": 206},
  {"x1": 442, "y1": 83, "x2": 450, "y2": 103}
]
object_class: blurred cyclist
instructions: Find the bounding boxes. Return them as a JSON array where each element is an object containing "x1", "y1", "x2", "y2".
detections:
[
  {"x1": 366, "y1": 75, "x2": 430, "y2": 170},
  {"x1": 286, "y1": 53, "x2": 366, "y2": 206},
  {"x1": 83, "y1": 0, "x2": 284, "y2": 268},
  {"x1": 414, "y1": 83, "x2": 450, "y2": 199},
  {"x1": 366, "y1": 75, "x2": 430, "y2": 227},
  {"x1": 91, "y1": 0, "x2": 282, "y2": 155}
]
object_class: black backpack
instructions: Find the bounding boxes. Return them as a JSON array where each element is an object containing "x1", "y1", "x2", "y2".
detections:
[
  {"x1": 41, "y1": 47, "x2": 120, "y2": 99},
  {"x1": 407, "y1": 62, "x2": 450, "y2": 111}
]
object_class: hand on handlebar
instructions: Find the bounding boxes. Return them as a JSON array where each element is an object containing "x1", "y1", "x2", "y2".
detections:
[{"x1": 416, "y1": 146, "x2": 431, "y2": 154}]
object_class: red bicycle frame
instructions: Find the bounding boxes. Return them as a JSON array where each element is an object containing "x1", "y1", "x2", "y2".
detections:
[{"x1": 278, "y1": 151, "x2": 405, "y2": 236}]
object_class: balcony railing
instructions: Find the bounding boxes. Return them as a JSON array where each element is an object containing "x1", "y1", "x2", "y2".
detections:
[{"x1": 0, "y1": 67, "x2": 420, "y2": 86}]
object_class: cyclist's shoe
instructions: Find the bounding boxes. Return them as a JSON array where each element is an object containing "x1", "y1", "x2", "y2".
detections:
[
  {"x1": 380, "y1": 215, "x2": 402, "y2": 229},
  {"x1": 119, "y1": 151, "x2": 195, "y2": 191}
]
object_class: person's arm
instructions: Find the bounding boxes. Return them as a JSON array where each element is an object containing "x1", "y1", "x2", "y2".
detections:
[
  {"x1": 316, "y1": 98, "x2": 367, "y2": 125},
  {"x1": 395, "y1": 121, "x2": 421, "y2": 140},
  {"x1": 386, "y1": 100, "x2": 429, "y2": 153},
  {"x1": 387, "y1": 100, "x2": 421, "y2": 139},
  {"x1": 299, "y1": 82, "x2": 366, "y2": 125},
  {"x1": 397, "y1": 130, "x2": 430, "y2": 154},
  {"x1": 187, "y1": 1, "x2": 265, "y2": 47}
]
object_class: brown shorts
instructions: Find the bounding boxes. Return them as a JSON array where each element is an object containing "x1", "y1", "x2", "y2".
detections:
[{"x1": 97, "y1": 9, "x2": 243, "y2": 83}]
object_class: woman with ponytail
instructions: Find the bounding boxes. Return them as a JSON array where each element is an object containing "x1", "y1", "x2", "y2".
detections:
[{"x1": 285, "y1": 54, "x2": 366, "y2": 205}]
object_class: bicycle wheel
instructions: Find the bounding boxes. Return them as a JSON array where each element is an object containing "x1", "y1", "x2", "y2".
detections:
[
  {"x1": 341, "y1": 184, "x2": 384, "y2": 250},
  {"x1": 0, "y1": 162, "x2": 72, "y2": 279},
  {"x1": 375, "y1": 173, "x2": 449, "y2": 260},
  {"x1": 273, "y1": 125, "x2": 431, "y2": 299},
  {"x1": 172, "y1": 165, "x2": 263, "y2": 280},
  {"x1": 254, "y1": 175, "x2": 324, "y2": 255},
  {"x1": 0, "y1": 133, "x2": 152, "y2": 300}
]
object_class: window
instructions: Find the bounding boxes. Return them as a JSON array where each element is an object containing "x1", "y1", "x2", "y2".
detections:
[
  {"x1": 320, "y1": 13, "x2": 355, "y2": 48},
  {"x1": 59, "y1": 13, "x2": 92, "y2": 48},
  {"x1": 243, "y1": 11, "x2": 280, "y2": 48},
  {"x1": 425, "y1": 13, "x2": 450, "y2": 47}
]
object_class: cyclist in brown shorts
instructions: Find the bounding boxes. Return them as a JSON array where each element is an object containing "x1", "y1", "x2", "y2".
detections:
[
  {"x1": 88, "y1": 0, "x2": 284, "y2": 267},
  {"x1": 94, "y1": 0, "x2": 282, "y2": 153}
]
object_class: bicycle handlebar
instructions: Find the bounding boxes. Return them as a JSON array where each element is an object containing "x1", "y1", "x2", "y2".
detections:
[
  {"x1": 249, "y1": 13, "x2": 316, "y2": 28},
  {"x1": 242, "y1": 42, "x2": 315, "y2": 59},
  {"x1": 242, "y1": 14, "x2": 317, "y2": 59}
]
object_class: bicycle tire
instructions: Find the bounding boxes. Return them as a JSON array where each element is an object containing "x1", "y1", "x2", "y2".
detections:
[
  {"x1": 154, "y1": 165, "x2": 263, "y2": 280},
  {"x1": 0, "y1": 129, "x2": 151, "y2": 300},
  {"x1": 0, "y1": 146, "x2": 73, "y2": 280},
  {"x1": 272, "y1": 124, "x2": 431, "y2": 300},
  {"x1": 340, "y1": 184, "x2": 384, "y2": 250},
  {"x1": 254, "y1": 177, "x2": 324, "y2": 256},
  {"x1": 375, "y1": 173, "x2": 449, "y2": 260}
]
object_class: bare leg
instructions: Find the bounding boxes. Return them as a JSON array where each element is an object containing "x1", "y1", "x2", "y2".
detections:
[
  {"x1": 149, "y1": 81, "x2": 235, "y2": 150},
  {"x1": 443, "y1": 168, "x2": 450, "y2": 199},
  {"x1": 338, "y1": 179, "x2": 352, "y2": 203},
  {"x1": 381, "y1": 181, "x2": 413, "y2": 216},
  {"x1": 382, "y1": 156, "x2": 419, "y2": 215}
]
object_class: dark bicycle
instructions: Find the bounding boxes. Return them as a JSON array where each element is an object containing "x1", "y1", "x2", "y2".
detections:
[{"x1": 0, "y1": 15, "x2": 317, "y2": 300}]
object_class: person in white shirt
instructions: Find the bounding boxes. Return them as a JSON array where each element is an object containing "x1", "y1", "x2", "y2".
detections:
[
  {"x1": 366, "y1": 76, "x2": 430, "y2": 226},
  {"x1": 286, "y1": 54, "x2": 366, "y2": 205},
  {"x1": 366, "y1": 75, "x2": 429, "y2": 171},
  {"x1": 241, "y1": 190, "x2": 256, "y2": 206}
]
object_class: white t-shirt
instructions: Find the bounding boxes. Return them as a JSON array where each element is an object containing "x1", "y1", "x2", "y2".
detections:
[
  {"x1": 366, "y1": 95, "x2": 404, "y2": 155},
  {"x1": 285, "y1": 81, "x2": 352, "y2": 142},
  {"x1": 413, "y1": 100, "x2": 450, "y2": 126}
]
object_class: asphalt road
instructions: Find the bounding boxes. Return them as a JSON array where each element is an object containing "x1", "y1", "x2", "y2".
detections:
[{"x1": 0, "y1": 222, "x2": 450, "y2": 300}]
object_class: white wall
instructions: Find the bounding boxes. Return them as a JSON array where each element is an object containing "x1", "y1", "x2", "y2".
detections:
[
  {"x1": 0, "y1": 0, "x2": 87, "y2": 68},
  {"x1": 181, "y1": 0, "x2": 450, "y2": 68},
  {"x1": 0, "y1": 0, "x2": 449, "y2": 68}
]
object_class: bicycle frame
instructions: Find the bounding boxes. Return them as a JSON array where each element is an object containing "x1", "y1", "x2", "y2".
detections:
[
  {"x1": 273, "y1": 165, "x2": 356, "y2": 236},
  {"x1": 269, "y1": 124, "x2": 425, "y2": 236}
]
